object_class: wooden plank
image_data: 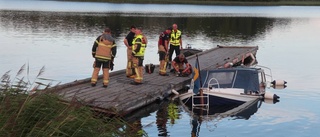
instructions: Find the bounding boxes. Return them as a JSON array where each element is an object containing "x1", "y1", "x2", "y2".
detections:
[{"x1": 52, "y1": 45, "x2": 258, "y2": 115}]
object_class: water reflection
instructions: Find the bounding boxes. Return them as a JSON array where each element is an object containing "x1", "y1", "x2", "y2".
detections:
[
  {"x1": 124, "y1": 99, "x2": 181, "y2": 137},
  {"x1": 2, "y1": 4, "x2": 320, "y2": 136},
  {"x1": 0, "y1": 10, "x2": 294, "y2": 83},
  {"x1": 186, "y1": 99, "x2": 273, "y2": 137},
  {"x1": 125, "y1": 97, "x2": 277, "y2": 137},
  {"x1": 156, "y1": 102, "x2": 169, "y2": 137},
  {"x1": 0, "y1": 10, "x2": 293, "y2": 44}
]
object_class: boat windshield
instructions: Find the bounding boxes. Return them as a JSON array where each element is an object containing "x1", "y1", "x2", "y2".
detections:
[
  {"x1": 201, "y1": 68, "x2": 260, "y2": 92},
  {"x1": 207, "y1": 72, "x2": 235, "y2": 85}
]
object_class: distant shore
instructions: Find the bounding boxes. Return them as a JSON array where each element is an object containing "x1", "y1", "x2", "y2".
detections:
[{"x1": 58, "y1": 0, "x2": 320, "y2": 6}]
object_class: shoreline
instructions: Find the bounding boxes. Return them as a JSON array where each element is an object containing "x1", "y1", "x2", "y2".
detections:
[{"x1": 58, "y1": 0, "x2": 320, "y2": 6}]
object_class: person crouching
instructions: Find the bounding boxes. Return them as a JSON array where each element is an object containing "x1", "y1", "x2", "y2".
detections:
[{"x1": 171, "y1": 54, "x2": 192, "y2": 77}]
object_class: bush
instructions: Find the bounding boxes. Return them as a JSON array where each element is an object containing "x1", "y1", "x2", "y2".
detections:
[{"x1": 0, "y1": 64, "x2": 147, "y2": 137}]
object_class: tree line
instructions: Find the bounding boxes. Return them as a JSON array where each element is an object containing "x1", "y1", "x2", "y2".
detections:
[{"x1": 58, "y1": 0, "x2": 320, "y2": 6}]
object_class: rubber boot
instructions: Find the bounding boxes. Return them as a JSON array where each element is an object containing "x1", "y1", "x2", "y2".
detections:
[
  {"x1": 131, "y1": 67, "x2": 142, "y2": 85},
  {"x1": 159, "y1": 60, "x2": 163, "y2": 74},
  {"x1": 138, "y1": 66, "x2": 143, "y2": 82},
  {"x1": 159, "y1": 60, "x2": 168, "y2": 76},
  {"x1": 134, "y1": 67, "x2": 142, "y2": 83},
  {"x1": 91, "y1": 68, "x2": 100, "y2": 87},
  {"x1": 126, "y1": 61, "x2": 133, "y2": 77},
  {"x1": 126, "y1": 48, "x2": 134, "y2": 77},
  {"x1": 102, "y1": 68, "x2": 109, "y2": 88}
]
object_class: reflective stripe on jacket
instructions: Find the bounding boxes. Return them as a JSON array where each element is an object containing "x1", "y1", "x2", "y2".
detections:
[
  {"x1": 170, "y1": 30, "x2": 181, "y2": 46},
  {"x1": 95, "y1": 37, "x2": 116, "y2": 60},
  {"x1": 132, "y1": 34, "x2": 146, "y2": 57}
]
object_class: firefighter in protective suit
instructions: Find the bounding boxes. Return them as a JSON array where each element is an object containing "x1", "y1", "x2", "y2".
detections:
[
  {"x1": 124, "y1": 25, "x2": 136, "y2": 78},
  {"x1": 131, "y1": 27, "x2": 147, "y2": 85},
  {"x1": 91, "y1": 28, "x2": 117, "y2": 88},
  {"x1": 168, "y1": 23, "x2": 183, "y2": 69},
  {"x1": 158, "y1": 27, "x2": 171, "y2": 76}
]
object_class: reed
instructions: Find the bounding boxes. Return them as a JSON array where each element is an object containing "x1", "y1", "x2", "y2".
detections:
[{"x1": 0, "y1": 64, "x2": 148, "y2": 137}]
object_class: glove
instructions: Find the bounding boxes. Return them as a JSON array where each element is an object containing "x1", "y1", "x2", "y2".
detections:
[
  {"x1": 110, "y1": 61, "x2": 114, "y2": 71},
  {"x1": 92, "y1": 53, "x2": 95, "y2": 58}
]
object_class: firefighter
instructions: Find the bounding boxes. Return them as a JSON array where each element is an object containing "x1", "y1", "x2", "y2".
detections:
[
  {"x1": 124, "y1": 25, "x2": 136, "y2": 78},
  {"x1": 131, "y1": 27, "x2": 147, "y2": 85},
  {"x1": 158, "y1": 27, "x2": 171, "y2": 76},
  {"x1": 171, "y1": 54, "x2": 192, "y2": 77},
  {"x1": 168, "y1": 23, "x2": 183, "y2": 69},
  {"x1": 91, "y1": 28, "x2": 117, "y2": 88}
]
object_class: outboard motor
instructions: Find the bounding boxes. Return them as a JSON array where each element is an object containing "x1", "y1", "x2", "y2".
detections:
[{"x1": 271, "y1": 80, "x2": 287, "y2": 89}]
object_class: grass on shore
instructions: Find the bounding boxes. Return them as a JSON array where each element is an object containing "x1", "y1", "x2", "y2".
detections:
[
  {"x1": 59, "y1": 0, "x2": 320, "y2": 6},
  {"x1": 0, "y1": 64, "x2": 147, "y2": 137}
]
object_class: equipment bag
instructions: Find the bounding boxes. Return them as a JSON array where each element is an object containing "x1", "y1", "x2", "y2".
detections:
[{"x1": 145, "y1": 64, "x2": 155, "y2": 74}]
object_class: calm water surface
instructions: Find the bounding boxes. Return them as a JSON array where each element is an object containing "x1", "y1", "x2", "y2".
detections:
[{"x1": 1, "y1": 1, "x2": 320, "y2": 137}]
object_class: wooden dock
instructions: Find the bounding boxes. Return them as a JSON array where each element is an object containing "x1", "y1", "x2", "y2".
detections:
[{"x1": 53, "y1": 45, "x2": 258, "y2": 115}]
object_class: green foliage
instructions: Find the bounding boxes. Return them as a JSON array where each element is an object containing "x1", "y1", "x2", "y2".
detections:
[
  {"x1": 0, "y1": 64, "x2": 147, "y2": 137},
  {"x1": 0, "y1": 92, "x2": 123, "y2": 136}
]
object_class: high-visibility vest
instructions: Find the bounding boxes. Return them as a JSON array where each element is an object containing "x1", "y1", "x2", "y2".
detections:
[
  {"x1": 95, "y1": 36, "x2": 116, "y2": 60},
  {"x1": 132, "y1": 34, "x2": 146, "y2": 57},
  {"x1": 170, "y1": 30, "x2": 181, "y2": 46}
]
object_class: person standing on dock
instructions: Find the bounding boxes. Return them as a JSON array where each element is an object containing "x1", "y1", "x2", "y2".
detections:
[
  {"x1": 124, "y1": 25, "x2": 136, "y2": 78},
  {"x1": 168, "y1": 23, "x2": 183, "y2": 69},
  {"x1": 131, "y1": 27, "x2": 147, "y2": 85},
  {"x1": 172, "y1": 54, "x2": 192, "y2": 77},
  {"x1": 91, "y1": 28, "x2": 117, "y2": 88},
  {"x1": 158, "y1": 27, "x2": 171, "y2": 76}
]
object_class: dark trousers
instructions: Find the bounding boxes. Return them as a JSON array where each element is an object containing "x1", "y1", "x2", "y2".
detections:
[
  {"x1": 94, "y1": 59, "x2": 111, "y2": 68},
  {"x1": 168, "y1": 44, "x2": 180, "y2": 61},
  {"x1": 91, "y1": 59, "x2": 111, "y2": 85},
  {"x1": 158, "y1": 51, "x2": 166, "y2": 61}
]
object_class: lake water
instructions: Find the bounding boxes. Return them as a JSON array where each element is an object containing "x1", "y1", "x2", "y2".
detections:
[{"x1": 1, "y1": 1, "x2": 320, "y2": 137}]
